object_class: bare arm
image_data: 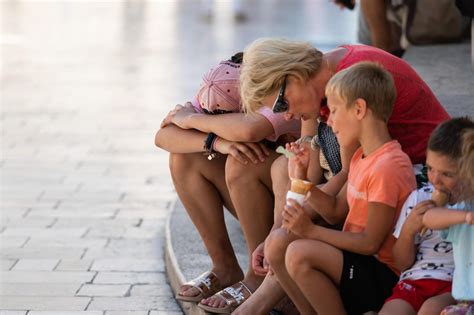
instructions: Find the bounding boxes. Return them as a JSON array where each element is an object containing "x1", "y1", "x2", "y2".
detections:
[
  {"x1": 284, "y1": 201, "x2": 396, "y2": 255},
  {"x1": 155, "y1": 124, "x2": 207, "y2": 153},
  {"x1": 423, "y1": 208, "x2": 473, "y2": 230},
  {"x1": 306, "y1": 183, "x2": 349, "y2": 225},
  {"x1": 163, "y1": 103, "x2": 275, "y2": 142}
]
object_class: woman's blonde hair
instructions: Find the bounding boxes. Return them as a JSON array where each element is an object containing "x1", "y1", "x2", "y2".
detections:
[
  {"x1": 459, "y1": 129, "x2": 474, "y2": 198},
  {"x1": 240, "y1": 38, "x2": 323, "y2": 114}
]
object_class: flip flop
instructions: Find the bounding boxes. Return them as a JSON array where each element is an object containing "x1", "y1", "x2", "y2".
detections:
[
  {"x1": 175, "y1": 270, "x2": 222, "y2": 303},
  {"x1": 198, "y1": 281, "x2": 252, "y2": 314}
]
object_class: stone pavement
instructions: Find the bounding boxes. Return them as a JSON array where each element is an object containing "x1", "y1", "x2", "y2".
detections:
[{"x1": 0, "y1": 1, "x2": 357, "y2": 314}]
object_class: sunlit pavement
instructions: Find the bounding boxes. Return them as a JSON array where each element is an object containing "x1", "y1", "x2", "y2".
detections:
[{"x1": 0, "y1": 0, "x2": 357, "y2": 313}]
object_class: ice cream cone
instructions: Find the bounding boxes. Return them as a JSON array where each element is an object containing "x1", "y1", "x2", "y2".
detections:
[{"x1": 290, "y1": 178, "x2": 313, "y2": 195}]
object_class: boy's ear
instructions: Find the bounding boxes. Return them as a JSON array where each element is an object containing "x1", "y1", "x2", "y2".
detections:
[{"x1": 353, "y1": 98, "x2": 367, "y2": 120}]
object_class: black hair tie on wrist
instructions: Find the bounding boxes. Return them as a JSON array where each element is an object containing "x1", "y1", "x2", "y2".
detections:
[{"x1": 204, "y1": 132, "x2": 217, "y2": 160}]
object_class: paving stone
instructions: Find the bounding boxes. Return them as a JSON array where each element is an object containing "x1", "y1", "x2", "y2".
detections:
[
  {"x1": 0, "y1": 247, "x2": 85, "y2": 260},
  {"x1": 93, "y1": 272, "x2": 166, "y2": 285},
  {"x1": 0, "y1": 297, "x2": 90, "y2": 311},
  {"x1": 28, "y1": 312, "x2": 103, "y2": 315},
  {"x1": 13, "y1": 259, "x2": 60, "y2": 271},
  {"x1": 149, "y1": 312, "x2": 183, "y2": 315},
  {"x1": 0, "y1": 311, "x2": 28, "y2": 315},
  {"x1": 91, "y1": 259, "x2": 164, "y2": 272},
  {"x1": 87, "y1": 297, "x2": 181, "y2": 311},
  {"x1": 55, "y1": 259, "x2": 94, "y2": 271},
  {"x1": 0, "y1": 259, "x2": 17, "y2": 271},
  {"x1": 1, "y1": 228, "x2": 88, "y2": 238},
  {"x1": 105, "y1": 312, "x2": 149, "y2": 315},
  {"x1": 77, "y1": 284, "x2": 130, "y2": 297},
  {"x1": 0, "y1": 271, "x2": 95, "y2": 283},
  {"x1": 25, "y1": 238, "x2": 108, "y2": 249},
  {"x1": 129, "y1": 285, "x2": 173, "y2": 297},
  {"x1": 0, "y1": 283, "x2": 81, "y2": 296},
  {"x1": 0, "y1": 236, "x2": 29, "y2": 248}
]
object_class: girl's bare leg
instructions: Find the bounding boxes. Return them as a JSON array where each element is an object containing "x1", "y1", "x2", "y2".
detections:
[
  {"x1": 170, "y1": 152, "x2": 243, "y2": 297},
  {"x1": 266, "y1": 229, "x2": 316, "y2": 315},
  {"x1": 286, "y1": 239, "x2": 345, "y2": 315},
  {"x1": 200, "y1": 152, "x2": 278, "y2": 308}
]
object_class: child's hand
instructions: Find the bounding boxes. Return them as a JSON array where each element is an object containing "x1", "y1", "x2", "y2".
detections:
[
  {"x1": 287, "y1": 142, "x2": 310, "y2": 180},
  {"x1": 251, "y1": 242, "x2": 269, "y2": 276},
  {"x1": 282, "y1": 199, "x2": 313, "y2": 238},
  {"x1": 405, "y1": 200, "x2": 436, "y2": 235},
  {"x1": 161, "y1": 103, "x2": 196, "y2": 128},
  {"x1": 466, "y1": 212, "x2": 474, "y2": 225}
]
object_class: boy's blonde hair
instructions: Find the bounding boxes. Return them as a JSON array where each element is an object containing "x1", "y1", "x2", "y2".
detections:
[
  {"x1": 325, "y1": 62, "x2": 396, "y2": 122},
  {"x1": 241, "y1": 38, "x2": 323, "y2": 114},
  {"x1": 459, "y1": 129, "x2": 474, "y2": 197}
]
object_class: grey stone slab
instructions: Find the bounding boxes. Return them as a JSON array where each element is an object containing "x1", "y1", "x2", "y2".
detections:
[
  {"x1": 0, "y1": 311, "x2": 28, "y2": 315},
  {"x1": 0, "y1": 259, "x2": 17, "y2": 271},
  {"x1": 0, "y1": 271, "x2": 95, "y2": 283},
  {"x1": 55, "y1": 259, "x2": 94, "y2": 271},
  {"x1": 91, "y1": 259, "x2": 164, "y2": 272},
  {"x1": 0, "y1": 283, "x2": 81, "y2": 296},
  {"x1": 93, "y1": 272, "x2": 166, "y2": 285},
  {"x1": 87, "y1": 297, "x2": 181, "y2": 311},
  {"x1": 0, "y1": 247, "x2": 85, "y2": 260},
  {"x1": 25, "y1": 238, "x2": 108, "y2": 249},
  {"x1": 105, "y1": 312, "x2": 148, "y2": 315},
  {"x1": 28, "y1": 312, "x2": 103, "y2": 315},
  {"x1": 0, "y1": 236, "x2": 29, "y2": 248},
  {"x1": 1, "y1": 228, "x2": 88, "y2": 238},
  {"x1": 0, "y1": 297, "x2": 90, "y2": 311},
  {"x1": 129, "y1": 285, "x2": 173, "y2": 297},
  {"x1": 13, "y1": 259, "x2": 60, "y2": 271},
  {"x1": 77, "y1": 284, "x2": 130, "y2": 297}
]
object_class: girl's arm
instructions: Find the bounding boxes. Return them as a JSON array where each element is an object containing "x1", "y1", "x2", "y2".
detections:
[
  {"x1": 155, "y1": 124, "x2": 207, "y2": 153},
  {"x1": 165, "y1": 103, "x2": 275, "y2": 142},
  {"x1": 423, "y1": 208, "x2": 473, "y2": 229}
]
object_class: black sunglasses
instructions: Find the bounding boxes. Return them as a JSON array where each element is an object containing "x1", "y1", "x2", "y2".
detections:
[{"x1": 271, "y1": 76, "x2": 289, "y2": 113}]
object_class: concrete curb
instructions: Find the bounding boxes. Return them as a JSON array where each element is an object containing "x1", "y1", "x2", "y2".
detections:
[{"x1": 165, "y1": 199, "x2": 214, "y2": 315}]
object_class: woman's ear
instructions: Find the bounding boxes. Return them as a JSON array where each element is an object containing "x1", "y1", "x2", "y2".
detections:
[{"x1": 353, "y1": 98, "x2": 367, "y2": 120}]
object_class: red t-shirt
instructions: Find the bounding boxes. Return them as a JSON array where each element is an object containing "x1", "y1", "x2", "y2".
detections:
[{"x1": 337, "y1": 45, "x2": 450, "y2": 164}]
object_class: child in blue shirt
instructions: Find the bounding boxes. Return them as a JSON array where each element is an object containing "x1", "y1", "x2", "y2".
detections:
[{"x1": 423, "y1": 127, "x2": 474, "y2": 315}]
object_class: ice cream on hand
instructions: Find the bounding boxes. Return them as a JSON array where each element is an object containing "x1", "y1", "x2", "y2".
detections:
[
  {"x1": 431, "y1": 189, "x2": 448, "y2": 207},
  {"x1": 421, "y1": 189, "x2": 449, "y2": 236}
]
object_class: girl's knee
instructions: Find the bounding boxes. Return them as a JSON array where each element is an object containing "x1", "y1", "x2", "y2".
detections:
[{"x1": 265, "y1": 228, "x2": 292, "y2": 266}]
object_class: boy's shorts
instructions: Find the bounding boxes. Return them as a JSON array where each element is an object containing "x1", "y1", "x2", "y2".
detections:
[
  {"x1": 339, "y1": 251, "x2": 399, "y2": 315},
  {"x1": 385, "y1": 279, "x2": 452, "y2": 312}
]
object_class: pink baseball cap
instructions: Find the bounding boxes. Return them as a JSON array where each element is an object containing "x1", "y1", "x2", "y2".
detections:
[{"x1": 192, "y1": 60, "x2": 242, "y2": 114}]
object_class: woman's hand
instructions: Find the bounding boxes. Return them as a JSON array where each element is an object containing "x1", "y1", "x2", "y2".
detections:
[
  {"x1": 160, "y1": 102, "x2": 196, "y2": 129},
  {"x1": 282, "y1": 199, "x2": 313, "y2": 238},
  {"x1": 214, "y1": 138, "x2": 269, "y2": 165},
  {"x1": 287, "y1": 142, "x2": 310, "y2": 180}
]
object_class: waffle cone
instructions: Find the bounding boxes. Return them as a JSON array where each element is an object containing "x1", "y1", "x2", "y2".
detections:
[{"x1": 290, "y1": 179, "x2": 313, "y2": 195}]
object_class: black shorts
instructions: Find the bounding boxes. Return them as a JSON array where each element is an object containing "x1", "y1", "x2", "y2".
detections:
[{"x1": 339, "y1": 251, "x2": 399, "y2": 315}]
